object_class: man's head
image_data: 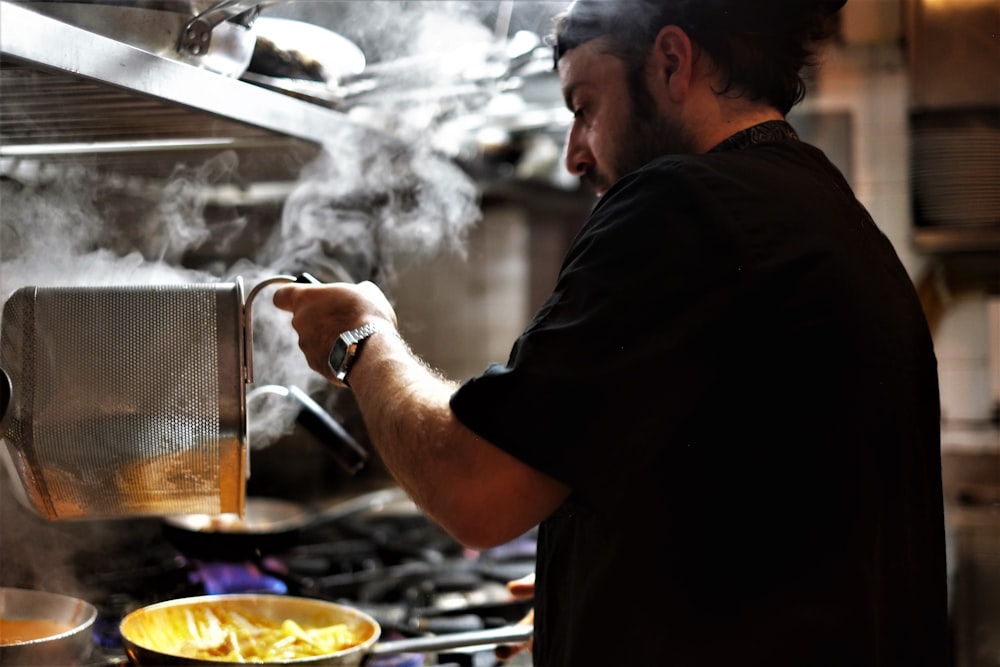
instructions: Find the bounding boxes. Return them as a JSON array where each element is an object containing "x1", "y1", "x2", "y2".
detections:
[
  {"x1": 551, "y1": 0, "x2": 844, "y2": 194},
  {"x1": 553, "y1": 0, "x2": 845, "y2": 115}
]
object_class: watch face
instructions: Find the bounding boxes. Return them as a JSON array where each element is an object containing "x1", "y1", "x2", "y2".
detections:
[{"x1": 328, "y1": 339, "x2": 350, "y2": 373}]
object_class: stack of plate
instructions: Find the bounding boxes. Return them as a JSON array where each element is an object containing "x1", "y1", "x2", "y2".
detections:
[{"x1": 911, "y1": 111, "x2": 1000, "y2": 227}]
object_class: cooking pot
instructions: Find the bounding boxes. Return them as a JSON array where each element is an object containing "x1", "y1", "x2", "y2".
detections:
[
  {"x1": 0, "y1": 587, "x2": 98, "y2": 666},
  {"x1": 120, "y1": 593, "x2": 533, "y2": 666},
  {"x1": 12, "y1": 0, "x2": 288, "y2": 77},
  {"x1": 0, "y1": 274, "x2": 309, "y2": 520}
]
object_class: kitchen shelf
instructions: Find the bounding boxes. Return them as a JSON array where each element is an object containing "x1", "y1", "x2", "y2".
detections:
[
  {"x1": 914, "y1": 225, "x2": 1000, "y2": 254},
  {"x1": 914, "y1": 226, "x2": 1000, "y2": 294},
  {"x1": 0, "y1": 1, "x2": 368, "y2": 183}
]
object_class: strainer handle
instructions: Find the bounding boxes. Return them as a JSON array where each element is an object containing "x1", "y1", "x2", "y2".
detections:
[{"x1": 243, "y1": 273, "x2": 320, "y2": 384}]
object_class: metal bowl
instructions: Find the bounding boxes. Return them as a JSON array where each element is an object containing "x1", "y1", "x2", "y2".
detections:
[{"x1": 0, "y1": 587, "x2": 98, "y2": 666}]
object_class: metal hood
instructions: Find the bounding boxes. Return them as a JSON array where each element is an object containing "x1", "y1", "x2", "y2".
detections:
[{"x1": 0, "y1": 1, "x2": 359, "y2": 184}]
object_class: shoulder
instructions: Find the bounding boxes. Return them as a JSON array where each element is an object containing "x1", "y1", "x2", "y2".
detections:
[{"x1": 577, "y1": 152, "x2": 746, "y2": 253}]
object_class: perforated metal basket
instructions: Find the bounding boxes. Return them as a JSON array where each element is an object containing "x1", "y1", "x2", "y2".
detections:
[{"x1": 0, "y1": 276, "x2": 294, "y2": 520}]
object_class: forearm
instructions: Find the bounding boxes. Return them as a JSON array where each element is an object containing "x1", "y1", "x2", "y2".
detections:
[
  {"x1": 272, "y1": 281, "x2": 569, "y2": 547},
  {"x1": 348, "y1": 331, "x2": 463, "y2": 523},
  {"x1": 348, "y1": 329, "x2": 563, "y2": 548}
]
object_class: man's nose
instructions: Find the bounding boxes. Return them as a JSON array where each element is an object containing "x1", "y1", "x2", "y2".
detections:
[{"x1": 563, "y1": 125, "x2": 592, "y2": 177}]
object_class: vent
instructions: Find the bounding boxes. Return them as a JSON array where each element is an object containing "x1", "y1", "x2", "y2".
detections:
[{"x1": 911, "y1": 111, "x2": 1000, "y2": 229}]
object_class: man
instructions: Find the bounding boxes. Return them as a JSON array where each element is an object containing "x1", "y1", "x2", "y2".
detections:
[{"x1": 274, "y1": 0, "x2": 949, "y2": 664}]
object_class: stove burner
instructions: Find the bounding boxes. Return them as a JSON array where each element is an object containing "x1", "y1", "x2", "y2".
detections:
[{"x1": 188, "y1": 561, "x2": 288, "y2": 595}]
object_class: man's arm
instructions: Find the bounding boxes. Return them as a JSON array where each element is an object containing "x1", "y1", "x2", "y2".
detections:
[{"x1": 273, "y1": 281, "x2": 569, "y2": 549}]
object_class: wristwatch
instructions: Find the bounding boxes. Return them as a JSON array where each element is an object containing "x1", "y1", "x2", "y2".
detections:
[{"x1": 328, "y1": 323, "x2": 380, "y2": 387}]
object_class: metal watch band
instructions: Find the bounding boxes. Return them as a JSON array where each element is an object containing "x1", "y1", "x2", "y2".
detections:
[{"x1": 328, "y1": 322, "x2": 380, "y2": 387}]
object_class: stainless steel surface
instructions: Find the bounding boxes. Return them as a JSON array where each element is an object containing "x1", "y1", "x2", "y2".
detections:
[
  {"x1": 0, "y1": 1, "x2": 360, "y2": 182},
  {"x1": 15, "y1": 0, "x2": 258, "y2": 77},
  {"x1": 165, "y1": 496, "x2": 310, "y2": 535},
  {"x1": 0, "y1": 587, "x2": 98, "y2": 666},
  {"x1": 0, "y1": 281, "x2": 248, "y2": 520},
  {"x1": 177, "y1": 1, "x2": 293, "y2": 59},
  {"x1": 119, "y1": 593, "x2": 533, "y2": 665},
  {"x1": 0, "y1": 272, "x2": 359, "y2": 521}
]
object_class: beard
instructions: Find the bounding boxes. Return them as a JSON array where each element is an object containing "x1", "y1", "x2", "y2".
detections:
[{"x1": 586, "y1": 76, "x2": 691, "y2": 194}]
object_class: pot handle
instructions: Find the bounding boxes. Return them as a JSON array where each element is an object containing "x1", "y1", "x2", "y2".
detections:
[
  {"x1": 243, "y1": 273, "x2": 319, "y2": 384},
  {"x1": 248, "y1": 384, "x2": 369, "y2": 475},
  {"x1": 178, "y1": 0, "x2": 287, "y2": 56},
  {"x1": 367, "y1": 624, "x2": 533, "y2": 658}
]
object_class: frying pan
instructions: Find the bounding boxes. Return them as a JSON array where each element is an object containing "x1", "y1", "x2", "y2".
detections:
[
  {"x1": 119, "y1": 594, "x2": 533, "y2": 666},
  {"x1": 163, "y1": 496, "x2": 318, "y2": 559},
  {"x1": 0, "y1": 587, "x2": 98, "y2": 666},
  {"x1": 161, "y1": 487, "x2": 408, "y2": 559}
]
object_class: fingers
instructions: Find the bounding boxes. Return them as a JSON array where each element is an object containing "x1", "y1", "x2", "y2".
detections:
[
  {"x1": 507, "y1": 572, "x2": 535, "y2": 599},
  {"x1": 271, "y1": 280, "x2": 399, "y2": 385},
  {"x1": 271, "y1": 283, "x2": 300, "y2": 311},
  {"x1": 494, "y1": 609, "x2": 534, "y2": 662},
  {"x1": 273, "y1": 281, "x2": 395, "y2": 327},
  {"x1": 494, "y1": 574, "x2": 535, "y2": 662}
]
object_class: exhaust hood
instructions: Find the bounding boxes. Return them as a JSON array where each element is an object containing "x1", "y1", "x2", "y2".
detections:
[{"x1": 0, "y1": 1, "x2": 358, "y2": 184}]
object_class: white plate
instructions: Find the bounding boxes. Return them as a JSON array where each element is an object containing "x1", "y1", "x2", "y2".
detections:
[{"x1": 253, "y1": 16, "x2": 366, "y2": 81}]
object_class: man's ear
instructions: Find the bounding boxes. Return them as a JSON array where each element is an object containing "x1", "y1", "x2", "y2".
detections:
[{"x1": 651, "y1": 25, "x2": 695, "y2": 102}]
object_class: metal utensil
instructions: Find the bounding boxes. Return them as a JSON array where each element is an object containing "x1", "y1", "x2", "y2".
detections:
[
  {"x1": 0, "y1": 275, "x2": 299, "y2": 520},
  {"x1": 12, "y1": 0, "x2": 289, "y2": 77}
]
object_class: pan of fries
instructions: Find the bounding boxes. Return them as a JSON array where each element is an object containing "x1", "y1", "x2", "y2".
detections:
[{"x1": 120, "y1": 594, "x2": 533, "y2": 665}]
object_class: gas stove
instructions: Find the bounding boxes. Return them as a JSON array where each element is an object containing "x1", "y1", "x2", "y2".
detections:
[{"x1": 61, "y1": 489, "x2": 535, "y2": 667}]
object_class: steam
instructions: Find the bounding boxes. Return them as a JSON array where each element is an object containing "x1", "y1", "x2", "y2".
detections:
[
  {"x1": 239, "y1": 126, "x2": 480, "y2": 444},
  {"x1": 0, "y1": 130, "x2": 480, "y2": 448}
]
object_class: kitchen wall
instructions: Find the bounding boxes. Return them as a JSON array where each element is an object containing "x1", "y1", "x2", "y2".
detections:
[{"x1": 392, "y1": 203, "x2": 535, "y2": 380}]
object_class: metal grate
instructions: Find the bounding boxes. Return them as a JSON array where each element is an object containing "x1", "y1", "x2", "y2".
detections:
[
  {"x1": 1, "y1": 283, "x2": 246, "y2": 520},
  {"x1": 0, "y1": 59, "x2": 323, "y2": 182}
]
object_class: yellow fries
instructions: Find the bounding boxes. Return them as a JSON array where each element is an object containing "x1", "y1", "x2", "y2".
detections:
[{"x1": 145, "y1": 604, "x2": 364, "y2": 662}]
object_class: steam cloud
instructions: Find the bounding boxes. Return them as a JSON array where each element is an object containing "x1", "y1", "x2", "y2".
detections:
[{"x1": 0, "y1": 135, "x2": 480, "y2": 448}]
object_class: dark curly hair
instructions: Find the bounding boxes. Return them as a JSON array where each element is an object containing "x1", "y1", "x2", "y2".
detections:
[{"x1": 551, "y1": 0, "x2": 845, "y2": 115}]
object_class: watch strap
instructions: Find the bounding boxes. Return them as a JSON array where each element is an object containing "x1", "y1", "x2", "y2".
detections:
[{"x1": 328, "y1": 322, "x2": 380, "y2": 387}]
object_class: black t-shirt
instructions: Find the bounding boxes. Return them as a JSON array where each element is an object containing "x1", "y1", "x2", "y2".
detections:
[{"x1": 450, "y1": 122, "x2": 948, "y2": 667}]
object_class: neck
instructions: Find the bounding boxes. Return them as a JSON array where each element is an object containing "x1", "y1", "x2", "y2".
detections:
[{"x1": 691, "y1": 107, "x2": 785, "y2": 154}]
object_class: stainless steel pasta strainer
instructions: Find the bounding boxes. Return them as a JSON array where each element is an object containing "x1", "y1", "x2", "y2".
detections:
[{"x1": 0, "y1": 275, "x2": 302, "y2": 520}]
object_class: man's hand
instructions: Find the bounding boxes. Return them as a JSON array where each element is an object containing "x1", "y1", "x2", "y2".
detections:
[
  {"x1": 272, "y1": 280, "x2": 397, "y2": 385},
  {"x1": 495, "y1": 573, "x2": 535, "y2": 662}
]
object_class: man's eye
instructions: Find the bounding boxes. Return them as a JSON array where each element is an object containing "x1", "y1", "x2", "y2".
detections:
[{"x1": 572, "y1": 107, "x2": 585, "y2": 120}]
